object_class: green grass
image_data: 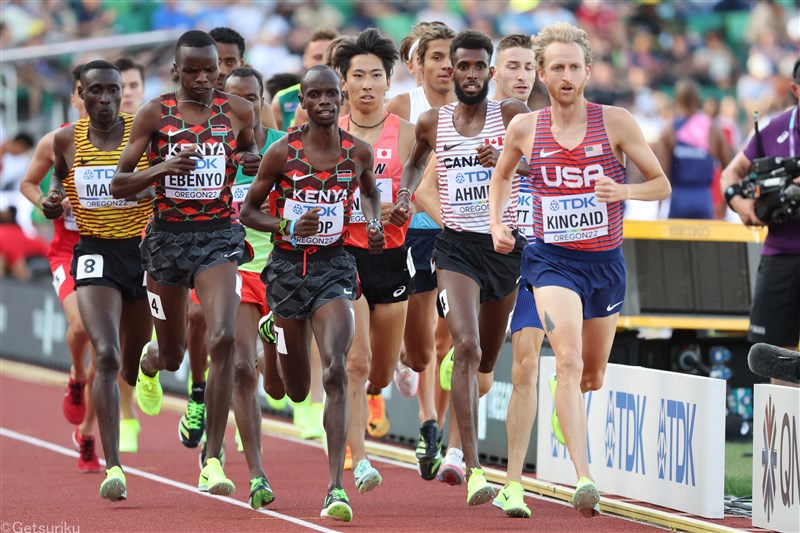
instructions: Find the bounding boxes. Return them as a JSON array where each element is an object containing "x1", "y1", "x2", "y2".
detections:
[{"x1": 725, "y1": 440, "x2": 752, "y2": 497}]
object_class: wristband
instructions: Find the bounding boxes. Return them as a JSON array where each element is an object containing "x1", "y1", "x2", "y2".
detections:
[
  {"x1": 367, "y1": 218, "x2": 384, "y2": 234},
  {"x1": 724, "y1": 184, "x2": 744, "y2": 208},
  {"x1": 397, "y1": 188, "x2": 411, "y2": 200},
  {"x1": 289, "y1": 218, "x2": 298, "y2": 247},
  {"x1": 278, "y1": 218, "x2": 289, "y2": 236}
]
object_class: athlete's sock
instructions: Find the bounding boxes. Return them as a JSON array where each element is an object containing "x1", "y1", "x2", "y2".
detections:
[{"x1": 191, "y1": 382, "x2": 206, "y2": 403}]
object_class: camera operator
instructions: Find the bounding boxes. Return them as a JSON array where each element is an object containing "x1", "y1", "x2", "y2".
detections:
[{"x1": 721, "y1": 57, "x2": 800, "y2": 386}]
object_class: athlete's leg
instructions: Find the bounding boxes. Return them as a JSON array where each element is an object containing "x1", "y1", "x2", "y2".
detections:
[
  {"x1": 533, "y1": 285, "x2": 589, "y2": 479},
  {"x1": 63, "y1": 292, "x2": 90, "y2": 382},
  {"x1": 367, "y1": 301, "x2": 407, "y2": 388},
  {"x1": 262, "y1": 338, "x2": 286, "y2": 400},
  {"x1": 193, "y1": 262, "x2": 239, "y2": 462},
  {"x1": 187, "y1": 301, "x2": 209, "y2": 384},
  {"x1": 142, "y1": 278, "x2": 188, "y2": 375},
  {"x1": 580, "y1": 314, "x2": 619, "y2": 393},
  {"x1": 233, "y1": 302, "x2": 266, "y2": 479},
  {"x1": 117, "y1": 297, "x2": 153, "y2": 450},
  {"x1": 346, "y1": 296, "x2": 371, "y2": 466}
]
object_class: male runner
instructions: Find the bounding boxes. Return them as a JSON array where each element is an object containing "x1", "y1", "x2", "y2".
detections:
[
  {"x1": 19, "y1": 65, "x2": 99, "y2": 472},
  {"x1": 240, "y1": 65, "x2": 384, "y2": 522},
  {"x1": 111, "y1": 30, "x2": 259, "y2": 496},
  {"x1": 333, "y1": 28, "x2": 415, "y2": 493},
  {"x1": 489, "y1": 22, "x2": 671, "y2": 516},
  {"x1": 43, "y1": 60, "x2": 153, "y2": 501},
  {"x1": 390, "y1": 29, "x2": 531, "y2": 506}
]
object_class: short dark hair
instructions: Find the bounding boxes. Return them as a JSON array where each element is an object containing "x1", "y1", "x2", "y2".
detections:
[
  {"x1": 71, "y1": 63, "x2": 84, "y2": 91},
  {"x1": 450, "y1": 30, "x2": 493, "y2": 64},
  {"x1": 266, "y1": 73, "x2": 301, "y2": 99},
  {"x1": 113, "y1": 56, "x2": 144, "y2": 81},
  {"x1": 497, "y1": 34, "x2": 533, "y2": 54},
  {"x1": 793, "y1": 56, "x2": 800, "y2": 84},
  {"x1": 300, "y1": 65, "x2": 339, "y2": 93},
  {"x1": 226, "y1": 66, "x2": 264, "y2": 97},
  {"x1": 13, "y1": 132, "x2": 35, "y2": 149},
  {"x1": 333, "y1": 28, "x2": 398, "y2": 80},
  {"x1": 80, "y1": 60, "x2": 120, "y2": 84},
  {"x1": 175, "y1": 30, "x2": 216, "y2": 60},
  {"x1": 209, "y1": 26, "x2": 245, "y2": 58}
]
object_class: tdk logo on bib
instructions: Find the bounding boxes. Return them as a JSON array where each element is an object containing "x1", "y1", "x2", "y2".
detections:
[{"x1": 657, "y1": 398, "x2": 696, "y2": 486}]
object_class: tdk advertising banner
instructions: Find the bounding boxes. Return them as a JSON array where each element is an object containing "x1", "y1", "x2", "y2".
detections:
[{"x1": 536, "y1": 357, "x2": 725, "y2": 518}]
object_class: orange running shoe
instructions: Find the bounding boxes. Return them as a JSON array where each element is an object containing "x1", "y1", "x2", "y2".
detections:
[{"x1": 366, "y1": 393, "x2": 390, "y2": 438}]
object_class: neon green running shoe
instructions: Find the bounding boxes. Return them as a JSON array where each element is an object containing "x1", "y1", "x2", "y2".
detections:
[
  {"x1": 119, "y1": 418, "x2": 140, "y2": 454},
  {"x1": 548, "y1": 373, "x2": 565, "y2": 445},
  {"x1": 320, "y1": 488, "x2": 352, "y2": 522},
  {"x1": 100, "y1": 466, "x2": 127, "y2": 502},
  {"x1": 439, "y1": 347, "x2": 454, "y2": 392},
  {"x1": 198, "y1": 457, "x2": 235, "y2": 496},
  {"x1": 249, "y1": 476, "x2": 275, "y2": 509},
  {"x1": 492, "y1": 481, "x2": 531, "y2": 518},
  {"x1": 135, "y1": 344, "x2": 162, "y2": 416},
  {"x1": 178, "y1": 397, "x2": 205, "y2": 448},
  {"x1": 258, "y1": 312, "x2": 277, "y2": 344},
  {"x1": 266, "y1": 394, "x2": 288, "y2": 411},
  {"x1": 466, "y1": 467, "x2": 495, "y2": 506},
  {"x1": 572, "y1": 476, "x2": 601, "y2": 517}
]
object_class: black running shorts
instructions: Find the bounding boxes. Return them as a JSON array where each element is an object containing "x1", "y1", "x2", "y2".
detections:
[
  {"x1": 748, "y1": 253, "x2": 800, "y2": 346},
  {"x1": 433, "y1": 227, "x2": 525, "y2": 303},
  {"x1": 71, "y1": 236, "x2": 146, "y2": 302},
  {"x1": 346, "y1": 245, "x2": 412, "y2": 310},
  {"x1": 141, "y1": 218, "x2": 252, "y2": 288},
  {"x1": 263, "y1": 245, "x2": 358, "y2": 320},
  {"x1": 405, "y1": 228, "x2": 440, "y2": 294}
]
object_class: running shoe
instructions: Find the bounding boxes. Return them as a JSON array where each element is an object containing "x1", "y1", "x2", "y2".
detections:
[
  {"x1": 249, "y1": 476, "x2": 275, "y2": 509},
  {"x1": 258, "y1": 312, "x2": 277, "y2": 344},
  {"x1": 437, "y1": 447, "x2": 465, "y2": 485},
  {"x1": 292, "y1": 396, "x2": 310, "y2": 429},
  {"x1": 74, "y1": 429, "x2": 101, "y2": 473},
  {"x1": 199, "y1": 439, "x2": 226, "y2": 469},
  {"x1": 344, "y1": 444, "x2": 352, "y2": 471},
  {"x1": 466, "y1": 467, "x2": 495, "y2": 506},
  {"x1": 119, "y1": 418, "x2": 140, "y2": 454},
  {"x1": 301, "y1": 401, "x2": 324, "y2": 439},
  {"x1": 366, "y1": 392, "x2": 390, "y2": 438},
  {"x1": 572, "y1": 477, "x2": 601, "y2": 517},
  {"x1": 63, "y1": 376, "x2": 86, "y2": 425},
  {"x1": 440, "y1": 347, "x2": 454, "y2": 392},
  {"x1": 415, "y1": 419, "x2": 442, "y2": 481},
  {"x1": 493, "y1": 481, "x2": 531, "y2": 518},
  {"x1": 320, "y1": 488, "x2": 352, "y2": 522},
  {"x1": 100, "y1": 466, "x2": 127, "y2": 502},
  {"x1": 198, "y1": 457, "x2": 235, "y2": 496},
  {"x1": 179, "y1": 397, "x2": 206, "y2": 448},
  {"x1": 548, "y1": 373, "x2": 565, "y2": 445},
  {"x1": 266, "y1": 394, "x2": 288, "y2": 411},
  {"x1": 353, "y1": 459, "x2": 382, "y2": 494},
  {"x1": 393, "y1": 360, "x2": 419, "y2": 397},
  {"x1": 135, "y1": 344, "x2": 162, "y2": 416}
]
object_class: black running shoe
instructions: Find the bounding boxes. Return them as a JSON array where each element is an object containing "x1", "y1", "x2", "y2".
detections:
[{"x1": 416, "y1": 419, "x2": 442, "y2": 480}]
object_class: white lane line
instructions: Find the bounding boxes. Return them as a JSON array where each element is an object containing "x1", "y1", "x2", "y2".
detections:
[{"x1": 0, "y1": 427, "x2": 341, "y2": 533}]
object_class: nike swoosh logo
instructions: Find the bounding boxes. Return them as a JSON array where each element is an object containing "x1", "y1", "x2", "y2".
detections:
[
  {"x1": 540, "y1": 148, "x2": 562, "y2": 157},
  {"x1": 344, "y1": 289, "x2": 353, "y2": 295},
  {"x1": 167, "y1": 129, "x2": 190, "y2": 136},
  {"x1": 606, "y1": 301, "x2": 623, "y2": 312},
  {"x1": 443, "y1": 141, "x2": 465, "y2": 151},
  {"x1": 292, "y1": 173, "x2": 315, "y2": 181}
]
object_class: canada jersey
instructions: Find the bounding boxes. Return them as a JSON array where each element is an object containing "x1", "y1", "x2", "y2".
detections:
[
  {"x1": 148, "y1": 90, "x2": 237, "y2": 222},
  {"x1": 340, "y1": 113, "x2": 409, "y2": 249},
  {"x1": 531, "y1": 103, "x2": 625, "y2": 252},
  {"x1": 271, "y1": 126, "x2": 358, "y2": 250},
  {"x1": 435, "y1": 100, "x2": 518, "y2": 233},
  {"x1": 63, "y1": 114, "x2": 151, "y2": 239}
]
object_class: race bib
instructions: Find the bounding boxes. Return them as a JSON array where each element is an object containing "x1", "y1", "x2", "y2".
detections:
[
  {"x1": 517, "y1": 189, "x2": 535, "y2": 239},
  {"x1": 164, "y1": 145, "x2": 226, "y2": 200},
  {"x1": 76, "y1": 254, "x2": 103, "y2": 280},
  {"x1": 351, "y1": 178, "x2": 391, "y2": 223},
  {"x1": 231, "y1": 183, "x2": 250, "y2": 220},
  {"x1": 52, "y1": 265, "x2": 67, "y2": 294},
  {"x1": 283, "y1": 198, "x2": 345, "y2": 246},
  {"x1": 63, "y1": 206, "x2": 78, "y2": 231},
  {"x1": 541, "y1": 192, "x2": 608, "y2": 244},
  {"x1": 74, "y1": 165, "x2": 136, "y2": 209},
  {"x1": 446, "y1": 167, "x2": 492, "y2": 217}
]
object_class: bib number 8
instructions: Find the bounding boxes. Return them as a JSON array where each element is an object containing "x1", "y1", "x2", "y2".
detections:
[{"x1": 76, "y1": 254, "x2": 104, "y2": 280}]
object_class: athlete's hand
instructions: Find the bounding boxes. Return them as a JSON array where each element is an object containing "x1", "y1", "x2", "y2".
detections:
[
  {"x1": 594, "y1": 176, "x2": 628, "y2": 203},
  {"x1": 41, "y1": 190, "x2": 65, "y2": 219},
  {"x1": 490, "y1": 222, "x2": 515, "y2": 255},
  {"x1": 475, "y1": 144, "x2": 500, "y2": 168},
  {"x1": 367, "y1": 224, "x2": 385, "y2": 255},
  {"x1": 380, "y1": 202, "x2": 394, "y2": 224},
  {"x1": 294, "y1": 207, "x2": 321, "y2": 237},
  {"x1": 729, "y1": 196, "x2": 765, "y2": 227},
  {"x1": 238, "y1": 152, "x2": 262, "y2": 176},
  {"x1": 162, "y1": 147, "x2": 201, "y2": 177},
  {"x1": 389, "y1": 195, "x2": 411, "y2": 226}
]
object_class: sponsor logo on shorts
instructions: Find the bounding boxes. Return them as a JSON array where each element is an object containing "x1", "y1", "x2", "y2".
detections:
[
  {"x1": 606, "y1": 301, "x2": 623, "y2": 312},
  {"x1": 393, "y1": 286, "x2": 406, "y2": 298}
]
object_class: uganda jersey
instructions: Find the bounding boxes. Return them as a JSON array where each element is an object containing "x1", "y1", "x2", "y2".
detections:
[
  {"x1": 148, "y1": 90, "x2": 237, "y2": 222},
  {"x1": 339, "y1": 113, "x2": 409, "y2": 249},
  {"x1": 435, "y1": 99, "x2": 518, "y2": 233},
  {"x1": 63, "y1": 114, "x2": 150, "y2": 239},
  {"x1": 530, "y1": 102, "x2": 625, "y2": 252},
  {"x1": 272, "y1": 126, "x2": 358, "y2": 250}
]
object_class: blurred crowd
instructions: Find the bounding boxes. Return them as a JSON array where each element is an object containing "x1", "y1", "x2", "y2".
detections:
[{"x1": 1, "y1": 0, "x2": 799, "y2": 277}]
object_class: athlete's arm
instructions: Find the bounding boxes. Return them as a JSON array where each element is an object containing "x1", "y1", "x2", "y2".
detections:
[
  {"x1": 385, "y1": 92, "x2": 410, "y2": 122},
  {"x1": 354, "y1": 139, "x2": 384, "y2": 255},
  {"x1": 490, "y1": 112, "x2": 537, "y2": 254},
  {"x1": 41, "y1": 127, "x2": 75, "y2": 220},
  {"x1": 602, "y1": 106, "x2": 671, "y2": 203},
  {"x1": 384, "y1": 119, "x2": 416, "y2": 224},
  {"x1": 111, "y1": 99, "x2": 199, "y2": 198},
  {"x1": 228, "y1": 94, "x2": 260, "y2": 174},
  {"x1": 414, "y1": 154, "x2": 443, "y2": 227},
  {"x1": 389, "y1": 108, "x2": 437, "y2": 226},
  {"x1": 19, "y1": 130, "x2": 57, "y2": 207}
]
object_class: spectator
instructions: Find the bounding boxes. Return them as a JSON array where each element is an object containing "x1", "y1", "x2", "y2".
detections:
[
  {"x1": 0, "y1": 196, "x2": 48, "y2": 281},
  {"x1": 693, "y1": 29, "x2": 739, "y2": 90}
]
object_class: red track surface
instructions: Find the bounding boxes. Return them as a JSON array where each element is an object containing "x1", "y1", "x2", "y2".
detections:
[{"x1": 0, "y1": 371, "x2": 662, "y2": 532}]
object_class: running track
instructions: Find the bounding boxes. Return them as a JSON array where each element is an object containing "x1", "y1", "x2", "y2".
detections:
[{"x1": 2, "y1": 362, "x2": 665, "y2": 533}]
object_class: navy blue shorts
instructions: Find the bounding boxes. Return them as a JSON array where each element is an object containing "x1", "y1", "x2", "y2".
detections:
[
  {"x1": 522, "y1": 241, "x2": 625, "y2": 320},
  {"x1": 405, "y1": 228, "x2": 440, "y2": 294},
  {"x1": 510, "y1": 283, "x2": 542, "y2": 333}
]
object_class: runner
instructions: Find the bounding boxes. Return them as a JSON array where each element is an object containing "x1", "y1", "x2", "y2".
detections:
[
  {"x1": 489, "y1": 22, "x2": 671, "y2": 517},
  {"x1": 42, "y1": 60, "x2": 153, "y2": 501},
  {"x1": 333, "y1": 28, "x2": 415, "y2": 493},
  {"x1": 240, "y1": 65, "x2": 384, "y2": 522},
  {"x1": 111, "y1": 30, "x2": 259, "y2": 496},
  {"x1": 390, "y1": 29, "x2": 531, "y2": 506}
]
